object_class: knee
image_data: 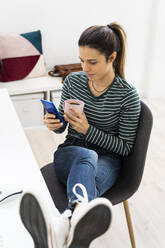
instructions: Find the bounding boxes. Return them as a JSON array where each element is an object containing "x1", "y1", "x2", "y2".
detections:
[
  {"x1": 80, "y1": 149, "x2": 98, "y2": 169},
  {"x1": 87, "y1": 149, "x2": 98, "y2": 163}
]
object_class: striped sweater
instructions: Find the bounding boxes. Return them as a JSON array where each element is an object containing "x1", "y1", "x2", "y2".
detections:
[{"x1": 54, "y1": 71, "x2": 141, "y2": 156}]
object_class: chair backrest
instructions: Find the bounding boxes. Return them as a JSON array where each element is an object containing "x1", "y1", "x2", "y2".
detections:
[{"x1": 103, "y1": 101, "x2": 153, "y2": 205}]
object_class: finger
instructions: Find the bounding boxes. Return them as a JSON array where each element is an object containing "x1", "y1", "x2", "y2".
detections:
[
  {"x1": 64, "y1": 111, "x2": 78, "y2": 121},
  {"x1": 47, "y1": 123, "x2": 63, "y2": 128},
  {"x1": 63, "y1": 114, "x2": 75, "y2": 124},
  {"x1": 64, "y1": 116, "x2": 78, "y2": 129},
  {"x1": 46, "y1": 123, "x2": 63, "y2": 130},
  {"x1": 44, "y1": 118, "x2": 61, "y2": 124},
  {"x1": 45, "y1": 113, "x2": 56, "y2": 119},
  {"x1": 69, "y1": 107, "x2": 82, "y2": 118}
]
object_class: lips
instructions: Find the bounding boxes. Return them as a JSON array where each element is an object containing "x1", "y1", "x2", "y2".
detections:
[{"x1": 86, "y1": 73, "x2": 95, "y2": 78}]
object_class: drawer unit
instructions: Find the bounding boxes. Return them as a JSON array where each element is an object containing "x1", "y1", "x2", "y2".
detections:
[
  {"x1": 50, "y1": 90, "x2": 62, "y2": 109},
  {"x1": 11, "y1": 93, "x2": 44, "y2": 127},
  {"x1": 0, "y1": 76, "x2": 62, "y2": 128}
]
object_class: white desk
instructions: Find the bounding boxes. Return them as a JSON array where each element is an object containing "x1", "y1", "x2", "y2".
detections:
[{"x1": 0, "y1": 89, "x2": 59, "y2": 247}]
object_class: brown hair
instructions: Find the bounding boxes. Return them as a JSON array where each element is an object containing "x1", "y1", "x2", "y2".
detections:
[{"x1": 78, "y1": 22, "x2": 127, "y2": 79}]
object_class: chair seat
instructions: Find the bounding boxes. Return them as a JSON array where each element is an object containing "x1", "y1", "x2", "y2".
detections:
[{"x1": 41, "y1": 164, "x2": 67, "y2": 212}]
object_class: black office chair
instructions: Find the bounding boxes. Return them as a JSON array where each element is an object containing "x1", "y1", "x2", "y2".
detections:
[{"x1": 41, "y1": 101, "x2": 153, "y2": 248}]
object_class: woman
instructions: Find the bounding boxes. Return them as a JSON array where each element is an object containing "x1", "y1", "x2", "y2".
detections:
[{"x1": 20, "y1": 22, "x2": 141, "y2": 248}]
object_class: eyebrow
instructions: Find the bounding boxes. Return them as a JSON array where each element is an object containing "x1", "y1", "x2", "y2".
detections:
[{"x1": 78, "y1": 56, "x2": 97, "y2": 62}]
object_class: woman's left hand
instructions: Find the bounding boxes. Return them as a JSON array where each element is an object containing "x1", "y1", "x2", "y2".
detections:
[{"x1": 63, "y1": 107, "x2": 89, "y2": 135}]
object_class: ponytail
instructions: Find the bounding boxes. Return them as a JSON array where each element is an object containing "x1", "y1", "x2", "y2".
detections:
[{"x1": 108, "y1": 22, "x2": 127, "y2": 79}]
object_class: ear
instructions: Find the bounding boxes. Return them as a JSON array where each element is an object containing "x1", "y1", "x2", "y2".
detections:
[{"x1": 108, "y1": 51, "x2": 117, "y2": 63}]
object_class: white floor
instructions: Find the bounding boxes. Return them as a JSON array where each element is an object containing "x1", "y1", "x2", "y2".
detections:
[{"x1": 25, "y1": 98, "x2": 165, "y2": 248}]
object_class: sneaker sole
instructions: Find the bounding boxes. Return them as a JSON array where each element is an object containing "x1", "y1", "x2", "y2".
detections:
[
  {"x1": 68, "y1": 204, "x2": 111, "y2": 248},
  {"x1": 19, "y1": 193, "x2": 48, "y2": 248}
]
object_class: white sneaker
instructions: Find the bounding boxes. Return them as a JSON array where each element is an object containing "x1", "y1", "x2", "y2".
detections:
[
  {"x1": 67, "y1": 184, "x2": 112, "y2": 248},
  {"x1": 19, "y1": 193, "x2": 70, "y2": 248}
]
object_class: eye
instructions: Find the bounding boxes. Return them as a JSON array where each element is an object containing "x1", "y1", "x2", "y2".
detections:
[
  {"x1": 79, "y1": 58, "x2": 97, "y2": 65},
  {"x1": 89, "y1": 62, "x2": 97, "y2": 65}
]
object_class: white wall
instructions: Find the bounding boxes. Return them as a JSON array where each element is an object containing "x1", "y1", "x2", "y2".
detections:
[
  {"x1": 145, "y1": 0, "x2": 165, "y2": 98},
  {"x1": 0, "y1": 0, "x2": 164, "y2": 97}
]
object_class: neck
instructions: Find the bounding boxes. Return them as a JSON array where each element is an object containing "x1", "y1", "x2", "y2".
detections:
[{"x1": 93, "y1": 71, "x2": 115, "y2": 88}]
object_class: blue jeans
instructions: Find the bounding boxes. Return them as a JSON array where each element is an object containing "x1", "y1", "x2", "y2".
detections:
[{"x1": 53, "y1": 143, "x2": 121, "y2": 206}]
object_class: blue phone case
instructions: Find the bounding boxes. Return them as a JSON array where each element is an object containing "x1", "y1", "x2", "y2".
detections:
[{"x1": 40, "y1": 99, "x2": 67, "y2": 127}]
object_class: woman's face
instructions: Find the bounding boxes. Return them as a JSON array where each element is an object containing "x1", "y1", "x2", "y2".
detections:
[{"x1": 79, "y1": 46, "x2": 116, "y2": 82}]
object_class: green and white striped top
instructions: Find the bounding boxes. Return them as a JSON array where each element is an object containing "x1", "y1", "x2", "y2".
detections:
[{"x1": 54, "y1": 71, "x2": 141, "y2": 156}]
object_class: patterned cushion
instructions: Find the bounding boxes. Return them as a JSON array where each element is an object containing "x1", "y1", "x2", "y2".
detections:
[{"x1": 0, "y1": 30, "x2": 46, "y2": 82}]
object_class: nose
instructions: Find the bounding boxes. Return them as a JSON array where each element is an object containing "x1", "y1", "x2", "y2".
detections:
[{"x1": 82, "y1": 62, "x2": 90, "y2": 73}]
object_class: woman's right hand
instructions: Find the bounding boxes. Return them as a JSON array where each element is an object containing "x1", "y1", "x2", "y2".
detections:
[{"x1": 44, "y1": 112, "x2": 64, "y2": 131}]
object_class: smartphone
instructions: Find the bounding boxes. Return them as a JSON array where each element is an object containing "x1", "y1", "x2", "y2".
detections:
[{"x1": 40, "y1": 99, "x2": 67, "y2": 127}]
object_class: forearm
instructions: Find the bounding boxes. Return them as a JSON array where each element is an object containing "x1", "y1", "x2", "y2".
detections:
[{"x1": 85, "y1": 124, "x2": 138, "y2": 156}]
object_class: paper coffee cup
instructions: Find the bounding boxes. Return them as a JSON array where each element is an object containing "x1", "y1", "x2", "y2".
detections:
[{"x1": 63, "y1": 99, "x2": 84, "y2": 116}]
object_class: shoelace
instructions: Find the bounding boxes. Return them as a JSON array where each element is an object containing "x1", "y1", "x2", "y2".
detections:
[
  {"x1": 62, "y1": 184, "x2": 88, "y2": 219},
  {"x1": 72, "y1": 183, "x2": 89, "y2": 204}
]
